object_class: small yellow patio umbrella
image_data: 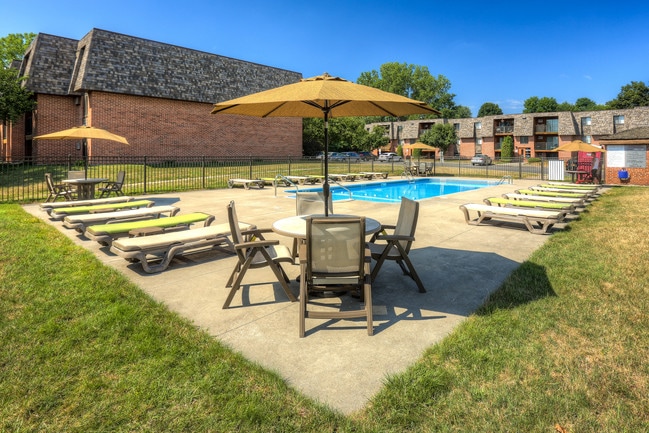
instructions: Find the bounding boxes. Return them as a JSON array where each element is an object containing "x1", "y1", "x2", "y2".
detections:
[
  {"x1": 34, "y1": 125, "x2": 129, "y2": 178},
  {"x1": 211, "y1": 73, "x2": 440, "y2": 215},
  {"x1": 403, "y1": 142, "x2": 437, "y2": 163},
  {"x1": 554, "y1": 140, "x2": 605, "y2": 153}
]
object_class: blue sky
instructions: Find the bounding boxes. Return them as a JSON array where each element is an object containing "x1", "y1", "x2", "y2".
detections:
[{"x1": 4, "y1": 0, "x2": 649, "y2": 116}]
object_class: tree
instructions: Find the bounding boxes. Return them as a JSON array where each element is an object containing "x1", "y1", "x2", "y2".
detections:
[
  {"x1": 501, "y1": 136, "x2": 514, "y2": 161},
  {"x1": 357, "y1": 62, "x2": 461, "y2": 119},
  {"x1": 444, "y1": 105, "x2": 472, "y2": 119},
  {"x1": 606, "y1": 81, "x2": 649, "y2": 109},
  {"x1": 477, "y1": 102, "x2": 503, "y2": 117},
  {"x1": 1, "y1": 33, "x2": 37, "y2": 123},
  {"x1": 0, "y1": 68, "x2": 36, "y2": 123},
  {"x1": 523, "y1": 96, "x2": 559, "y2": 113},
  {"x1": 302, "y1": 117, "x2": 388, "y2": 155},
  {"x1": 420, "y1": 123, "x2": 457, "y2": 162},
  {"x1": 1, "y1": 33, "x2": 35, "y2": 68},
  {"x1": 574, "y1": 97, "x2": 599, "y2": 111}
]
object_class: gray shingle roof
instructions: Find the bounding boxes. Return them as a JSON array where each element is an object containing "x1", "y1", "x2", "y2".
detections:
[
  {"x1": 21, "y1": 28, "x2": 302, "y2": 104},
  {"x1": 599, "y1": 126, "x2": 649, "y2": 141}
]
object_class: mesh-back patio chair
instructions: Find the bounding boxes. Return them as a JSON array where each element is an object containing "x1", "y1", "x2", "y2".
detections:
[
  {"x1": 98, "y1": 170, "x2": 126, "y2": 198},
  {"x1": 368, "y1": 196, "x2": 426, "y2": 293},
  {"x1": 299, "y1": 215, "x2": 373, "y2": 337},
  {"x1": 292, "y1": 191, "x2": 334, "y2": 258},
  {"x1": 45, "y1": 173, "x2": 74, "y2": 202},
  {"x1": 223, "y1": 200, "x2": 297, "y2": 309}
]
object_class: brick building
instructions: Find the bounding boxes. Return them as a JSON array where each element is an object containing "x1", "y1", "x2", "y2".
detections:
[
  {"x1": 2, "y1": 28, "x2": 303, "y2": 162},
  {"x1": 367, "y1": 106, "x2": 649, "y2": 185}
]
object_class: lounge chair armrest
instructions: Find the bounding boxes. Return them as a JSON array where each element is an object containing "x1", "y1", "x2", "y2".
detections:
[{"x1": 234, "y1": 239, "x2": 279, "y2": 250}]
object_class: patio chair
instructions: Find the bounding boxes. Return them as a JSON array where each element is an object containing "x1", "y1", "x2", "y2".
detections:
[
  {"x1": 368, "y1": 197, "x2": 426, "y2": 293},
  {"x1": 66, "y1": 170, "x2": 85, "y2": 196},
  {"x1": 223, "y1": 200, "x2": 297, "y2": 309},
  {"x1": 98, "y1": 170, "x2": 126, "y2": 197},
  {"x1": 45, "y1": 173, "x2": 74, "y2": 202},
  {"x1": 299, "y1": 216, "x2": 373, "y2": 337},
  {"x1": 292, "y1": 191, "x2": 334, "y2": 258}
]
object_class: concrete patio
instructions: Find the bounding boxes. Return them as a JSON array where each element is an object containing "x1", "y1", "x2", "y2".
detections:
[{"x1": 25, "y1": 178, "x2": 560, "y2": 414}]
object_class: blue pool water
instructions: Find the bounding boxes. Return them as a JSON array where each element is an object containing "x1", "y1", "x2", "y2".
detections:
[{"x1": 293, "y1": 178, "x2": 496, "y2": 203}]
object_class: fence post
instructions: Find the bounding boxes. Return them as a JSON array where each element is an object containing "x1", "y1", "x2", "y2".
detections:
[
  {"x1": 518, "y1": 157, "x2": 523, "y2": 179},
  {"x1": 249, "y1": 157, "x2": 253, "y2": 179},
  {"x1": 143, "y1": 156, "x2": 147, "y2": 194},
  {"x1": 201, "y1": 156, "x2": 206, "y2": 189}
]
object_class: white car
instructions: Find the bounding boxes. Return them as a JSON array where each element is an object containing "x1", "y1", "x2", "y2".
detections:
[
  {"x1": 471, "y1": 154, "x2": 492, "y2": 166},
  {"x1": 377, "y1": 152, "x2": 402, "y2": 162}
]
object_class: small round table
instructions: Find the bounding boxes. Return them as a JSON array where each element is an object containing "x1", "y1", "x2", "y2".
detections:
[
  {"x1": 62, "y1": 177, "x2": 108, "y2": 200},
  {"x1": 272, "y1": 214, "x2": 381, "y2": 240}
]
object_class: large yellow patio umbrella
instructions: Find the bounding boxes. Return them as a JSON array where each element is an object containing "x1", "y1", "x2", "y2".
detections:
[
  {"x1": 211, "y1": 73, "x2": 440, "y2": 215},
  {"x1": 34, "y1": 125, "x2": 129, "y2": 178},
  {"x1": 554, "y1": 140, "x2": 606, "y2": 153}
]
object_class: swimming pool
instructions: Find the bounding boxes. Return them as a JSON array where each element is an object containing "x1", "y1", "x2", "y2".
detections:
[{"x1": 293, "y1": 178, "x2": 497, "y2": 203}]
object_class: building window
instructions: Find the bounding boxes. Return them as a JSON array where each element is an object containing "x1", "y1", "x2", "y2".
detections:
[
  {"x1": 614, "y1": 115, "x2": 625, "y2": 125},
  {"x1": 475, "y1": 137, "x2": 482, "y2": 154},
  {"x1": 546, "y1": 118, "x2": 558, "y2": 133},
  {"x1": 581, "y1": 117, "x2": 591, "y2": 127},
  {"x1": 547, "y1": 136, "x2": 559, "y2": 150},
  {"x1": 582, "y1": 135, "x2": 592, "y2": 143},
  {"x1": 519, "y1": 136, "x2": 529, "y2": 144},
  {"x1": 474, "y1": 122, "x2": 482, "y2": 130},
  {"x1": 453, "y1": 123, "x2": 460, "y2": 131}
]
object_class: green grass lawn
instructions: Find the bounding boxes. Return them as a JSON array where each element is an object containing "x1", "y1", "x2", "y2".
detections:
[{"x1": 1, "y1": 187, "x2": 648, "y2": 432}]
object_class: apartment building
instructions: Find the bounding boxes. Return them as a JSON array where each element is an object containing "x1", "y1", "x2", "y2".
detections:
[
  {"x1": 2, "y1": 29, "x2": 303, "y2": 163},
  {"x1": 367, "y1": 106, "x2": 649, "y2": 185}
]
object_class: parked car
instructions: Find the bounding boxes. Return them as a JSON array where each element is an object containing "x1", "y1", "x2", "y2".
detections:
[
  {"x1": 328, "y1": 152, "x2": 347, "y2": 161},
  {"x1": 358, "y1": 151, "x2": 376, "y2": 161},
  {"x1": 471, "y1": 154, "x2": 492, "y2": 166},
  {"x1": 378, "y1": 152, "x2": 402, "y2": 162},
  {"x1": 341, "y1": 152, "x2": 361, "y2": 162}
]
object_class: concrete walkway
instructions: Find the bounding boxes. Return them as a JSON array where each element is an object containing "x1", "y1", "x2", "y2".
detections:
[{"x1": 25, "y1": 178, "x2": 558, "y2": 414}]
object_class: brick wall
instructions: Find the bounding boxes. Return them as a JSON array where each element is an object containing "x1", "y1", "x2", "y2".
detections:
[
  {"x1": 32, "y1": 94, "x2": 85, "y2": 159},
  {"x1": 86, "y1": 92, "x2": 302, "y2": 158}
]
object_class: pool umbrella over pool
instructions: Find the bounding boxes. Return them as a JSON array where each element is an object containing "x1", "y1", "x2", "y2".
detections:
[
  {"x1": 211, "y1": 73, "x2": 440, "y2": 215},
  {"x1": 34, "y1": 125, "x2": 129, "y2": 178}
]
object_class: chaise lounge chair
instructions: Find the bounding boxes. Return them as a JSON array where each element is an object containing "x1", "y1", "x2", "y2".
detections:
[
  {"x1": 49, "y1": 200, "x2": 155, "y2": 220},
  {"x1": 502, "y1": 193, "x2": 586, "y2": 207},
  {"x1": 109, "y1": 221, "x2": 255, "y2": 273},
  {"x1": 529, "y1": 186, "x2": 595, "y2": 197},
  {"x1": 62, "y1": 205, "x2": 180, "y2": 232},
  {"x1": 85, "y1": 212, "x2": 215, "y2": 245},
  {"x1": 459, "y1": 203, "x2": 568, "y2": 234},
  {"x1": 483, "y1": 197, "x2": 575, "y2": 213},
  {"x1": 40, "y1": 196, "x2": 135, "y2": 214},
  {"x1": 227, "y1": 178, "x2": 265, "y2": 189},
  {"x1": 514, "y1": 189, "x2": 589, "y2": 199},
  {"x1": 358, "y1": 171, "x2": 389, "y2": 180}
]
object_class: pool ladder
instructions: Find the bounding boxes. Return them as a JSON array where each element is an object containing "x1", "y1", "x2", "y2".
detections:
[{"x1": 497, "y1": 175, "x2": 513, "y2": 185}]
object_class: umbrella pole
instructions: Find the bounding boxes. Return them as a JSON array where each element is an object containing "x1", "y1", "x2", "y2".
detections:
[
  {"x1": 83, "y1": 138, "x2": 88, "y2": 179},
  {"x1": 323, "y1": 109, "x2": 330, "y2": 216}
]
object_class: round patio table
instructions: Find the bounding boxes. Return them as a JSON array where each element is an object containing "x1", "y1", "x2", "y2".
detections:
[
  {"x1": 272, "y1": 214, "x2": 381, "y2": 241},
  {"x1": 62, "y1": 177, "x2": 108, "y2": 200}
]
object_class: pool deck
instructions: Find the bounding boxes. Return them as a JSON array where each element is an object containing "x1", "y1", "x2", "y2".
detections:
[{"x1": 25, "y1": 177, "x2": 560, "y2": 414}]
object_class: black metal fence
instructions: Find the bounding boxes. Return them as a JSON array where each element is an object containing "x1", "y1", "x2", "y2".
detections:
[{"x1": 0, "y1": 155, "x2": 556, "y2": 203}]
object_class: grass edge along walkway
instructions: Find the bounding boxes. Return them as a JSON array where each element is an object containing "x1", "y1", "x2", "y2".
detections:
[{"x1": 2, "y1": 187, "x2": 649, "y2": 432}]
